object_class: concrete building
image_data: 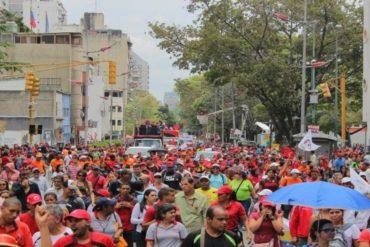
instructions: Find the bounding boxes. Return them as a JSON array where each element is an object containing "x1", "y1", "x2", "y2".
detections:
[
  {"x1": 0, "y1": 78, "x2": 71, "y2": 145},
  {"x1": 0, "y1": 0, "x2": 7, "y2": 9},
  {"x1": 163, "y1": 91, "x2": 179, "y2": 110},
  {"x1": 128, "y1": 51, "x2": 149, "y2": 91}
]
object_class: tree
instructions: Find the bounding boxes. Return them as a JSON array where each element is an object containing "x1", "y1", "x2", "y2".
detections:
[
  {"x1": 149, "y1": 0, "x2": 363, "y2": 143},
  {"x1": 125, "y1": 90, "x2": 161, "y2": 135}
]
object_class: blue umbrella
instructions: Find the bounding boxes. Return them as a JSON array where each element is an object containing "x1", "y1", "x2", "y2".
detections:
[{"x1": 266, "y1": 181, "x2": 370, "y2": 210}]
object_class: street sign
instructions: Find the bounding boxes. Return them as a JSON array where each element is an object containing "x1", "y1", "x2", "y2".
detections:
[{"x1": 308, "y1": 125, "x2": 320, "y2": 133}]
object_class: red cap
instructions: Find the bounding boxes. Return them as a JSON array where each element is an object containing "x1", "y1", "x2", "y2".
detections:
[
  {"x1": 261, "y1": 200, "x2": 275, "y2": 207},
  {"x1": 217, "y1": 185, "x2": 233, "y2": 195},
  {"x1": 65, "y1": 209, "x2": 91, "y2": 221},
  {"x1": 27, "y1": 193, "x2": 42, "y2": 205},
  {"x1": 167, "y1": 162, "x2": 174, "y2": 167},
  {"x1": 0, "y1": 234, "x2": 18, "y2": 247},
  {"x1": 94, "y1": 189, "x2": 111, "y2": 198}
]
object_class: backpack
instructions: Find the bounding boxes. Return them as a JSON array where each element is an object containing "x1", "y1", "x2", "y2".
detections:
[{"x1": 328, "y1": 223, "x2": 352, "y2": 247}]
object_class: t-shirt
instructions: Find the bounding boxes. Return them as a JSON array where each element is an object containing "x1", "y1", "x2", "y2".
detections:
[
  {"x1": 146, "y1": 222, "x2": 188, "y2": 247},
  {"x1": 32, "y1": 227, "x2": 73, "y2": 247},
  {"x1": 230, "y1": 179, "x2": 253, "y2": 201},
  {"x1": 211, "y1": 201, "x2": 246, "y2": 231},
  {"x1": 196, "y1": 188, "x2": 218, "y2": 204},
  {"x1": 358, "y1": 228, "x2": 370, "y2": 243},
  {"x1": 342, "y1": 224, "x2": 360, "y2": 247},
  {"x1": 90, "y1": 212, "x2": 122, "y2": 237},
  {"x1": 53, "y1": 231, "x2": 115, "y2": 247},
  {"x1": 0, "y1": 221, "x2": 34, "y2": 247},
  {"x1": 19, "y1": 212, "x2": 38, "y2": 235},
  {"x1": 209, "y1": 174, "x2": 227, "y2": 189},
  {"x1": 180, "y1": 229, "x2": 241, "y2": 247}
]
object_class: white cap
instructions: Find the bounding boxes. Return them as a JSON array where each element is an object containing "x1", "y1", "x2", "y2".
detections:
[
  {"x1": 199, "y1": 175, "x2": 210, "y2": 181},
  {"x1": 341, "y1": 177, "x2": 352, "y2": 184},
  {"x1": 290, "y1": 169, "x2": 301, "y2": 174},
  {"x1": 258, "y1": 189, "x2": 273, "y2": 196},
  {"x1": 211, "y1": 163, "x2": 220, "y2": 168},
  {"x1": 154, "y1": 172, "x2": 162, "y2": 177},
  {"x1": 262, "y1": 175, "x2": 268, "y2": 180},
  {"x1": 270, "y1": 162, "x2": 279, "y2": 167}
]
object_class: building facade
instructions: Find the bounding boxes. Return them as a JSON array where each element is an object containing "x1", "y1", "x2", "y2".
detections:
[
  {"x1": 163, "y1": 91, "x2": 179, "y2": 110},
  {"x1": 128, "y1": 51, "x2": 149, "y2": 91}
]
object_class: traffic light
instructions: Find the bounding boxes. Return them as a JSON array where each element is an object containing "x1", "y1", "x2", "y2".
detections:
[
  {"x1": 37, "y1": 125, "x2": 42, "y2": 134},
  {"x1": 32, "y1": 77, "x2": 40, "y2": 96},
  {"x1": 108, "y1": 61, "x2": 116, "y2": 84},
  {"x1": 320, "y1": 82, "x2": 331, "y2": 97},
  {"x1": 25, "y1": 72, "x2": 35, "y2": 91},
  {"x1": 29, "y1": 124, "x2": 36, "y2": 135}
]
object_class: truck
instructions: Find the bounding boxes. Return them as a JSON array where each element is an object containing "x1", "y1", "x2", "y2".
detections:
[{"x1": 133, "y1": 124, "x2": 163, "y2": 148}]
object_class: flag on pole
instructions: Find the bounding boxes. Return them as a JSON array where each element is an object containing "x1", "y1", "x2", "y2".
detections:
[
  {"x1": 45, "y1": 11, "x2": 49, "y2": 32},
  {"x1": 350, "y1": 168, "x2": 370, "y2": 194},
  {"x1": 30, "y1": 10, "x2": 36, "y2": 28},
  {"x1": 298, "y1": 129, "x2": 320, "y2": 151}
]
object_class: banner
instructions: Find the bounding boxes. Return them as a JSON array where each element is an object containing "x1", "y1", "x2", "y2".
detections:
[{"x1": 350, "y1": 168, "x2": 370, "y2": 194}]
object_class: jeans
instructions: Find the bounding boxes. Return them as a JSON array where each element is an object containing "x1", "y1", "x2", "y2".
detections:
[{"x1": 239, "y1": 198, "x2": 252, "y2": 215}]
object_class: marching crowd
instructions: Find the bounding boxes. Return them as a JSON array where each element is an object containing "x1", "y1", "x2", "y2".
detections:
[{"x1": 0, "y1": 143, "x2": 368, "y2": 247}]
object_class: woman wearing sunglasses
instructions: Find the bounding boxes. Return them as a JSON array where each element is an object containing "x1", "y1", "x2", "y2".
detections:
[{"x1": 309, "y1": 219, "x2": 335, "y2": 247}]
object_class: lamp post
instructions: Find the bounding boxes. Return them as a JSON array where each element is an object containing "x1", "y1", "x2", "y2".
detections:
[
  {"x1": 300, "y1": 0, "x2": 308, "y2": 134},
  {"x1": 334, "y1": 24, "x2": 342, "y2": 135}
]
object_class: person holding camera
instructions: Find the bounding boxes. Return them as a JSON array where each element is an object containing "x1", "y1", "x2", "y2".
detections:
[{"x1": 249, "y1": 200, "x2": 284, "y2": 247}]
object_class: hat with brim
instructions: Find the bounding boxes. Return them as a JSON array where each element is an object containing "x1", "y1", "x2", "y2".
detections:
[
  {"x1": 65, "y1": 209, "x2": 91, "y2": 221},
  {"x1": 93, "y1": 197, "x2": 117, "y2": 211},
  {"x1": 341, "y1": 177, "x2": 352, "y2": 184},
  {"x1": 217, "y1": 185, "x2": 233, "y2": 195},
  {"x1": 290, "y1": 169, "x2": 301, "y2": 174},
  {"x1": 199, "y1": 175, "x2": 210, "y2": 181}
]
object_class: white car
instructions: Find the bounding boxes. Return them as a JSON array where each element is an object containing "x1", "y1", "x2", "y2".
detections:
[{"x1": 125, "y1": 147, "x2": 152, "y2": 157}]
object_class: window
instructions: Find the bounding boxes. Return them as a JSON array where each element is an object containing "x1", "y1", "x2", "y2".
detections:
[
  {"x1": 56, "y1": 35, "x2": 70, "y2": 44},
  {"x1": 112, "y1": 92, "x2": 118, "y2": 97},
  {"x1": 63, "y1": 108, "x2": 69, "y2": 117},
  {"x1": 117, "y1": 120, "x2": 122, "y2": 126},
  {"x1": 104, "y1": 92, "x2": 109, "y2": 97},
  {"x1": 117, "y1": 106, "x2": 122, "y2": 112},
  {"x1": 41, "y1": 35, "x2": 55, "y2": 44},
  {"x1": 111, "y1": 120, "x2": 116, "y2": 126}
]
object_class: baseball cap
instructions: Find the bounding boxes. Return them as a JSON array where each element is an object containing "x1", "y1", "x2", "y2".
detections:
[
  {"x1": 32, "y1": 168, "x2": 40, "y2": 173},
  {"x1": 199, "y1": 175, "x2": 210, "y2": 181},
  {"x1": 93, "y1": 197, "x2": 117, "y2": 210},
  {"x1": 211, "y1": 163, "x2": 220, "y2": 168},
  {"x1": 0, "y1": 234, "x2": 18, "y2": 247},
  {"x1": 290, "y1": 169, "x2": 301, "y2": 174},
  {"x1": 270, "y1": 162, "x2": 279, "y2": 167},
  {"x1": 67, "y1": 180, "x2": 78, "y2": 190},
  {"x1": 217, "y1": 185, "x2": 233, "y2": 195},
  {"x1": 154, "y1": 172, "x2": 162, "y2": 177},
  {"x1": 65, "y1": 209, "x2": 91, "y2": 221},
  {"x1": 341, "y1": 177, "x2": 352, "y2": 184},
  {"x1": 93, "y1": 189, "x2": 111, "y2": 198},
  {"x1": 257, "y1": 189, "x2": 273, "y2": 196},
  {"x1": 27, "y1": 193, "x2": 42, "y2": 205},
  {"x1": 261, "y1": 200, "x2": 275, "y2": 207}
]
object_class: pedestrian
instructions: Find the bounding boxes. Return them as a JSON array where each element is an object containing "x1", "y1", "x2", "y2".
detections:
[
  {"x1": 59, "y1": 180, "x2": 85, "y2": 212},
  {"x1": 230, "y1": 170, "x2": 255, "y2": 215},
  {"x1": 289, "y1": 206, "x2": 314, "y2": 247},
  {"x1": 195, "y1": 175, "x2": 218, "y2": 205},
  {"x1": 12, "y1": 172, "x2": 41, "y2": 212},
  {"x1": 0, "y1": 163, "x2": 19, "y2": 184},
  {"x1": 181, "y1": 206, "x2": 242, "y2": 247},
  {"x1": 209, "y1": 164, "x2": 227, "y2": 189},
  {"x1": 19, "y1": 193, "x2": 43, "y2": 235},
  {"x1": 32, "y1": 204, "x2": 73, "y2": 246},
  {"x1": 175, "y1": 176, "x2": 208, "y2": 232},
  {"x1": 0, "y1": 197, "x2": 33, "y2": 247},
  {"x1": 146, "y1": 203, "x2": 187, "y2": 247},
  {"x1": 36, "y1": 208, "x2": 115, "y2": 247},
  {"x1": 131, "y1": 189, "x2": 158, "y2": 247},
  {"x1": 29, "y1": 168, "x2": 49, "y2": 197},
  {"x1": 45, "y1": 174, "x2": 64, "y2": 201},
  {"x1": 308, "y1": 219, "x2": 335, "y2": 247},
  {"x1": 328, "y1": 208, "x2": 360, "y2": 247}
]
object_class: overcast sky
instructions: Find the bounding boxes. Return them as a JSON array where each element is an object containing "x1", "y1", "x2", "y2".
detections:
[{"x1": 61, "y1": 0, "x2": 193, "y2": 102}]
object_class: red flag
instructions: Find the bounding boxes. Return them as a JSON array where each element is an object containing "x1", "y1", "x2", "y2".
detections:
[{"x1": 30, "y1": 11, "x2": 36, "y2": 28}]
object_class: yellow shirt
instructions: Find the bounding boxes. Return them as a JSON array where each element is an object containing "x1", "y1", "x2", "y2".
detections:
[{"x1": 196, "y1": 187, "x2": 218, "y2": 205}]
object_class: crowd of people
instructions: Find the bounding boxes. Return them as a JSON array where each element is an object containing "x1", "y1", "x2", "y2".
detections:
[{"x1": 0, "y1": 142, "x2": 368, "y2": 247}]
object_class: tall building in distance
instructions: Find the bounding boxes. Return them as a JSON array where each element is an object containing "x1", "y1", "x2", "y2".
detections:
[
  {"x1": 163, "y1": 91, "x2": 179, "y2": 110},
  {"x1": 128, "y1": 50, "x2": 149, "y2": 91},
  {"x1": 6, "y1": 0, "x2": 67, "y2": 33}
]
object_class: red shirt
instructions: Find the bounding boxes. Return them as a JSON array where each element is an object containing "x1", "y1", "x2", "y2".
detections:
[
  {"x1": 54, "y1": 231, "x2": 114, "y2": 247},
  {"x1": 358, "y1": 229, "x2": 370, "y2": 243},
  {"x1": 116, "y1": 195, "x2": 136, "y2": 231},
  {"x1": 211, "y1": 201, "x2": 246, "y2": 231},
  {"x1": 0, "y1": 221, "x2": 33, "y2": 247},
  {"x1": 19, "y1": 211, "x2": 39, "y2": 235},
  {"x1": 86, "y1": 173, "x2": 106, "y2": 191}
]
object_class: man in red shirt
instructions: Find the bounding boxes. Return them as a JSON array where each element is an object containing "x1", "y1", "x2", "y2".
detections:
[
  {"x1": 0, "y1": 197, "x2": 33, "y2": 247},
  {"x1": 87, "y1": 166, "x2": 106, "y2": 191},
  {"x1": 36, "y1": 208, "x2": 115, "y2": 247},
  {"x1": 19, "y1": 193, "x2": 42, "y2": 235}
]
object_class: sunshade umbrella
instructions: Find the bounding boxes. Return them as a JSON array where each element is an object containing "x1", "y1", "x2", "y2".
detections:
[{"x1": 266, "y1": 181, "x2": 370, "y2": 210}]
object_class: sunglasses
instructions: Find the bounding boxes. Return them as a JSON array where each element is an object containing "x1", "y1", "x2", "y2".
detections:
[{"x1": 321, "y1": 228, "x2": 335, "y2": 233}]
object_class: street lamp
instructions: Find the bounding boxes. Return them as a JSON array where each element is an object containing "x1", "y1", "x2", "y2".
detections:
[{"x1": 334, "y1": 24, "x2": 343, "y2": 135}]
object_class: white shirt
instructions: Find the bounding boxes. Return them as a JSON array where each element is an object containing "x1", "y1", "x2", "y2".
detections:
[
  {"x1": 343, "y1": 224, "x2": 361, "y2": 247},
  {"x1": 130, "y1": 202, "x2": 146, "y2": 233},
  {"x1": 33, "y1": 227, "x2": 73, "y2": 247}
]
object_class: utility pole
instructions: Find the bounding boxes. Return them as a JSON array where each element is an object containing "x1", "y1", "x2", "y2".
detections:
[
  {"x1": 221, "y1": 86, "x2": 224, "y2": 146},
  {"x1": 300, "y1": 0, "x2": 308, "y2": 134},
  {"x1": 109, "y1": 85, "x2": 113, "y2": 145},
  {"x1": 213, "y1": 88, "x2": 217, "y2": 141},
  {"x1": 311, "y1": 22, "x2": 317, "y2": 124},
  {"x1": 340, "y1": 74, "x2": 346, "y2": 146},
  {"x1": 231, "y1": 82, "x2": 236, "y2": 145}
]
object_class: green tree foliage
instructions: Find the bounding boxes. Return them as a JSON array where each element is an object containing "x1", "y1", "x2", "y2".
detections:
[
  {"x1": 149, "y1": 0, "x2": 363, "y2": 143},
  {"x1": 125, "y1": 90, "x2": 161, "y2": 135}
]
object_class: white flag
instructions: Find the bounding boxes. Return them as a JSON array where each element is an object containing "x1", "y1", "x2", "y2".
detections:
[
  {"x1": 298, "y1": 130, "x2": 320, "y2": 151},
  {"x1": 350, "y1": 168, "x2": 370, "y2": 194}
]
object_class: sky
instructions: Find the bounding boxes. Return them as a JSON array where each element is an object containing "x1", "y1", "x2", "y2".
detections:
[{"x1": 61, "y1": 0, "x2": 194, "y2": 102}]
